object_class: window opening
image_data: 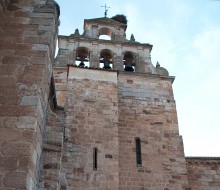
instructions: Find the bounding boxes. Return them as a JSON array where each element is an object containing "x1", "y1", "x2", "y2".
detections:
[
  {"x1": 98, "y1": 27, "x2": 112, "y2": 40},
  {"x1": 93, "y1": 148, "x2": 98, "y2": 170},
  {"x1": 135, "y1": 138, "x2": 142, "y2": 167}
]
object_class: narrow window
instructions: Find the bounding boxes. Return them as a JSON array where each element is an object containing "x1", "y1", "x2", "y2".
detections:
[
  {"x1": 135, "y1": 138, "x2": 142, "y2": 167},
  {"x1": 93, "y1": 148, "x2": 98, "y2": 170}
]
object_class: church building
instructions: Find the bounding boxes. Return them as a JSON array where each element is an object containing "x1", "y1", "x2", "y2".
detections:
[{"x1": 0, "y1": 1, "x2": 219, "y2": 190}]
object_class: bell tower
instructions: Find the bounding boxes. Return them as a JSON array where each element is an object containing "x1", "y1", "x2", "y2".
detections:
[
  {"x1": 55, "y1": 15, "x2": 157, "y2": 74},
  {"x1": 52, "y1": 15, "x2": 190, "y2": 190}
]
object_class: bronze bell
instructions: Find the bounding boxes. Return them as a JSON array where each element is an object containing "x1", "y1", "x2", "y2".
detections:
[
  {"x1": 124, "y1": 61, "x2": 134, "y2": 72},
  {"x1": 78, "y1": 60, "x2": 85, "y2": 67},
  {"x1": 103, "y1": 59, "x2": 111, "y2": 69}
]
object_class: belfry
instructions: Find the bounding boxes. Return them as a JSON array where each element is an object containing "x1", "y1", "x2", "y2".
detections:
[{"x1": 56, "y1": 15, "x2": 160, "y2": 74}]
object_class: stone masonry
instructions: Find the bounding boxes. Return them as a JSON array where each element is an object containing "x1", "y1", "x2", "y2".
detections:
[
  {"x1": 60, "y1": 67, "x2": 119, "y2": 189},
  {"x1": 40, "y1": 107, "x2": 64, "y2": 190},
  {"x1": 0, "y1": 0, "x2": 59, "y2": 189},
  {"x1": 118, "y1": 73, "x2": 189, "y2": 190},
  {"x1": 186, "y1": 157, "x2": 220, "y2": 190},
  {"x1": 0, "y1": 1, "x2": 220, "y2": 190}
]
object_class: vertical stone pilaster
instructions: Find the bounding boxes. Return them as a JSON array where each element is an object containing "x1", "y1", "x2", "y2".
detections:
[
  {"x1": 0, "y1": 0, "x2": 60, "y2": 189},
  {"x1": 91, "y1": 25, "x2": 98, "y2": 38},
  {"x1": 113, "y1": 54, "x2": 124, "y2": 71},
  {"x1": 89, "y1": 50, "x2": 99, "y2": 68},
  {"x1": 135, "y1": 49, "x2": 143, "y2": 73},
  {"x1": 72, "y1": 50, "x2": 76, "y2": 65}
]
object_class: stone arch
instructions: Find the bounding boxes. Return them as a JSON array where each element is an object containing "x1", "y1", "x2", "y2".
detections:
[
  {"x1": 123, "y1": 51, "x2": 136, "y2": 72},
  {"x1": 98, "y1": 27, "x2": 113, "y2": 40},
  {"x1": 76, "y1": 47, "x2": 90, "y2": 67},
  {"x1": 99, "y1": 49, "x2": 113, "y2": 69}
]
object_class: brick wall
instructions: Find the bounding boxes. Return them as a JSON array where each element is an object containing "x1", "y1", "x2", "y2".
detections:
[
  {"x1": 118, "y1": 72, "x2": 189, "y2": 190},
  {"x1": 61, "y1": 67, "x2": 119, "y2": 190},
  {"x1": 0, "y1": 0, "x2": 59, "y2": 189},
  {"x1": 186, "y1": 157, "x2": 220, "y2": 190}
]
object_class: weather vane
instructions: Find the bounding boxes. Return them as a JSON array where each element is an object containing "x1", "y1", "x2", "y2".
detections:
[{"x1": 101, "y1": 4, "x2": 110, "y2": 17}]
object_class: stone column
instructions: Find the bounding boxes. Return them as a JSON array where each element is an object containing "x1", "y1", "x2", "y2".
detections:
[
  {"x1": 89, "y1": 43, "x2": 99, "y2": 68},
  {"x1": 68, "y1": 43, "x2": 76, "y2": 65},
  {"x1": 113, "y1": 45, "x2": 124, "y2": 71},
  {"x1": 91, "y1": 25, "x2": 98, "y2": 39},
  {"x1": 113, "y1": 54, "x2": 124, "y2": 71},
  {"x1": 135, "y1": 48, "x2": 144, "y2": 73},
  {"x1": 134, "y1": 53, "x2": 141, "y2": 73}
]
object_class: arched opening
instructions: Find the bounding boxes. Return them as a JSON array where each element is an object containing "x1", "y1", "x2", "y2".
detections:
[
  {"x1": 75, "y1": 47, "x2": 90, "y2": 67},
  {"x1": 98, "y1": 27, "x2": 112, "y2": 40},
  {"x1": 99, "y1": 49, "x2": 113, "y2": 69},
  {"x1": 123, "y1": 51, "x2": 136, "y2": 72}
]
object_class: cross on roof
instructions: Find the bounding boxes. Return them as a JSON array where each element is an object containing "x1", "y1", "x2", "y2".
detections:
[{"x1": 101, "y1": 4, "x2": 110, "y2": 17}]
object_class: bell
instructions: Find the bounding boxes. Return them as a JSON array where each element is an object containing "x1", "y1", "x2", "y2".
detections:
[
  {"x1": 78, "y1": 60, "x2": 85, "y2": 68},
  {"x1": 124, "y1": 61, "x2": 134, "y2": 72},
  {"x1": 103, "y1": 59, "x2": 111, "y2": 69}
]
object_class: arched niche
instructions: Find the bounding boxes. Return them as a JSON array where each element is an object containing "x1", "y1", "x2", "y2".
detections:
[
  {"x1": 76, "y1": 47, "x2": 90, "y2": 67},
  {"x1": 123, "y1": 51, "x2": 136, "y2": 72},
  {"x1": 99, "y1": 49, "x2": 113, "y2": 69},
  {"x1": 98, "y1": 27, "x2": 112, "y2": 40}
]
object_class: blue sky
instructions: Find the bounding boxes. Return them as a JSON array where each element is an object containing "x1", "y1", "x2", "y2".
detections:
[{"x1": 55, "y1": 0, "x2": 220, "y2": 156}]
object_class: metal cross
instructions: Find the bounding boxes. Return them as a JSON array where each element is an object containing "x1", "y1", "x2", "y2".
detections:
[{"x1": 101, "y1": 4, "x2": 110, "y2": 17}]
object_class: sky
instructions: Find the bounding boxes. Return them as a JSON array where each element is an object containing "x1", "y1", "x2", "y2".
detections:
[{"x1": 55, "y1": 0, "x2": 220, "y2": 156}]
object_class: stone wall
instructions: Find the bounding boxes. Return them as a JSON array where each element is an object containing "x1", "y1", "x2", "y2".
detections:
[
  {"x1": 1, "y1": 1, "x2": 219, "y2": 189},
  {"x1": 61, "y1": 67, "x2": 119, "y2": 190},
  {"x1": 53, "y1": 67, "x2": 68, "y2": 107},
  {"x1": 0, "y1": 0, "x2": 59, "y2": 189},
  {"x1": 186, "y1": 157, "x2": 220, "y2": 190},
  {"x1": 40, "y1": 108, "x2": 64, "y2": 189},
  {"x1": 56, "y1": 36, "x2": 155, "y2": 74},
  {"x1": 118, "y1": 72, "x2": 189, "y2": 190},
  {"x1": 0, "y1": 0, "x2": 10, "y2": 14},
  {"x1": 53, "y1": 67, "x2": 191, "y2": 190}
]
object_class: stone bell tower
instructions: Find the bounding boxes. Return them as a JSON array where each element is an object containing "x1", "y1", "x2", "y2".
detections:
[
  {"x1": 50, "y1": 15, "x2": 190, "y2": 190},
  {"x1": 55, "y1": 16, "x2": 156, "y2": 73}
]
